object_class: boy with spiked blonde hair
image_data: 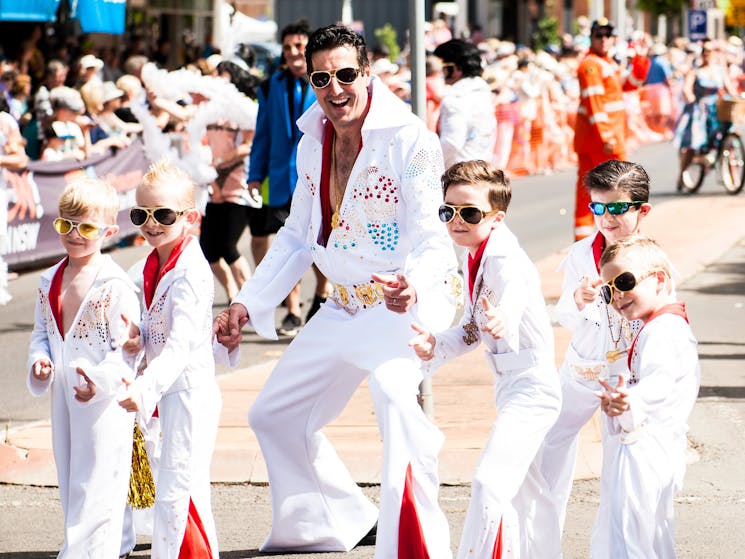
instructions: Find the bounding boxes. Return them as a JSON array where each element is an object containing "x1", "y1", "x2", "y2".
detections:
[
  {"x1": 596, "y1": 234, "x2": 699, "y2": 557},
  {"x1": 27, "y1": 177, "x2": 140, "y2": 557},
  {"x1": 118, "y1": 160, "x2": 222, "y2": 557}
]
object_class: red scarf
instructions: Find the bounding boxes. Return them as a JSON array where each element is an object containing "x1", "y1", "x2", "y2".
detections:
[
  {"x1": 467, "y1": 236, "x2": 489, "y2": 302},
  {"x1": 591, "y1": 231, "x2": 605, "y2": 273},
  {"x1": 627, "y1": 302, "x2": 689, "y2": 369},
  {"x1": 143, "y1": 235, "x2": 192, "y2": 309},
  {"x1": 49, "y1": 258, "x2": 68, "y2": 339}
]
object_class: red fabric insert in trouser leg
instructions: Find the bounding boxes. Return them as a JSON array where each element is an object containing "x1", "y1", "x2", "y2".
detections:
[
  {"x1": 178, "y1": 498, "x2": 213, "y2": 559},
  {"x1": 398, "y1": 463, "x2": 431, "y2": 559}
]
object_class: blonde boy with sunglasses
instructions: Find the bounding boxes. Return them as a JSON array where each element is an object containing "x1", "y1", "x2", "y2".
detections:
[
  {"x1": 596, "y1": 235, "x2": 699, "y2": 557},
  {"x1": 410, "y1": 160, "x2": 562, "y2": 558},
  {"x1": 540, "y1": 159, "x2": 653, "y2": 552},
  {"x1": 118, "y1": 160, "x2": 223, "y2": 557},
  {"x1": 27, "y1": 177, "x2": 141, "y2": 557}
]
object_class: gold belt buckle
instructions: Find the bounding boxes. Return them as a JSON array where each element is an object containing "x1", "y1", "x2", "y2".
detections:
[{"x1": 573, "y1": 365, "x2": 601, "y2": 382}]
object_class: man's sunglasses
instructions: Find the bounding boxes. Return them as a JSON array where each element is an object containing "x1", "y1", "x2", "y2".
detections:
[
  {"x1": 600, "y1": 270, "x2": 660, "y2": 304},
  {"x1": 53, "y1": 217, "x2": 108, "y2": 240},
  {"x1": 588, "y1": 201, "x2": 645, "y2": 216},
  {"x1": 130, "y1": 206, "x2": 190, "y2": 227},
  {"x1": 438, "y1": 204, "x2": 499, "y2": 225},
  {"x1": 592, "y1": 31, "x2": 614, "y2": 39},
  {"x1": 309, "y1": 66, "x2": 362, "y2": 88}
]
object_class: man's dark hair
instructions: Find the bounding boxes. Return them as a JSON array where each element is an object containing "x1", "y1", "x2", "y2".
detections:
[
  {"x1": 305, "y1": 24, "x2": 368, "y2": 74},
  {"x1": 281, "y1": 19, "x2": 312, "y2": 42},
  {"x1": 433, "y1": 39, "x2": 483, "y2": 78},
  {"x1": 217, "y1": 60, "x2": 259, "y2": 99}
]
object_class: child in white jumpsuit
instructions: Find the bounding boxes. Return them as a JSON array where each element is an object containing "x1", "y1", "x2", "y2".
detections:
[
  {"x1": 597, "y1": 235, "x2": 699, "y2": 558},
  {"x1": 410, "y1": 160, "x2": 562, "y2": 558},
  {"x1": 119, "y1": 161, "x2": 222, "y2": 558},
  {"x1": 27, "y1": 177, "x2": 140, "y2": 558},
  {"x1": 539, "y1": 160, "x2": 652, "y2": 550}
]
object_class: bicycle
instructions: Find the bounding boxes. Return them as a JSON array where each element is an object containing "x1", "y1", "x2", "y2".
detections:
[{"x1": 678, "y1": 98, "x2": 745, "y2": 195}]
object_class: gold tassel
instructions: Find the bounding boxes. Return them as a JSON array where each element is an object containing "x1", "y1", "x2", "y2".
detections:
[{"x1": 127, "y1": 423, "x2": 156, "y2": 509}]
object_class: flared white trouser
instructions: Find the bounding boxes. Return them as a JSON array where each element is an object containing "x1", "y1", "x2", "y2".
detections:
[
  {"x1": 458, "y1": 364, "x2": 561, "y2": 559},
  {"x1": 151, "y1": 383, "x2": 221, "y2": 559},
  {"x1": 248, "y1": 303, "x2": 451, "y2": 559},
  {"x1": 540, "y1": 366, "x2": 620, "y2": 549}
]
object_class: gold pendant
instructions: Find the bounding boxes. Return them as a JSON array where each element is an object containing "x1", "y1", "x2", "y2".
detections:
[
  {"x1": 463, "y1": 320, "x2": 479, "y2": 345},
  {"x1": 606, "y1": 348, "x2": 627, "y2": 363},
  {"x1": 331, "y1": 210, "x2": 340, "y2": 229}
]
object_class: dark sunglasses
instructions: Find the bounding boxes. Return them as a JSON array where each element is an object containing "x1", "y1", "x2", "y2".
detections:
[
  {"x1": 309, "y1": 66, "x2": 362, "y2": 88},
  {"x1": 53, "y1": 217, "x2": 108, "y2": 240},
  {"x1": 438, "y1": 204, "x2": 499, "y2": 225},
  {"x1": 592, "y1": 31, "x2": 613, "y2": 39},
  {"x1": 600, "y1": 270, "x2": 659, "y2": 304},
  {"x1": 130, "y1": 206, "x2": 189, "y2": 227},
  {"x1": 588, "y1": 201, "x2": 644, "y2": 216}
]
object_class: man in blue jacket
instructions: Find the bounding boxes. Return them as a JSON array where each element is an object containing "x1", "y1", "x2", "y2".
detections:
[{"x1": 248, "y1": 20, "x2": 329, "y2": 336}]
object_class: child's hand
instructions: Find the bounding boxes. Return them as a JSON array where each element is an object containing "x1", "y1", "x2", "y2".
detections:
[
  {"x1": 213, "y1": 305, "x2": 249, "y2": 351},
  {"x1": 118, "y1": 377, "x2": 142, "y2": 413},
  {"x1": 597, "y1": 376, "x2": 630, "y2": 417},
  {"x1": 574, "y1": 276, "x2": 603, "y2": 310},
  {"x1": 32, "y1": 359, "x2": 53, "y2": 381},
  {"x1": 409, "y1": 323, "x2": 436, "y2": 361},
  {"x1": 73, "y1": 367, "x2": 96, "y2": 403},
  {"x1": 480, "y1": 296, "x2": 507, "y2": 339},
  {"x1": 120, "y1": 314, "x2": 142, "y2": 355}
]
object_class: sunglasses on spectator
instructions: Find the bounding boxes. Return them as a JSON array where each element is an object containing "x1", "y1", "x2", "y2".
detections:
[
  {"x1": 588, "y1": 201, "x2": 644, "y2": 216},
  {"x1": 600, "y1": 270, "x2": 660, "y2": 304},
  {"x1": 53, "y1": 217, "x2": 108, "y2": 240},
  {"x1": 309, "y1": 67, "x2": 362, "y2": 88},
  {"x1": 592, "y1": 31, "x2": 613, "y2": 39},
  {"x1": 438, "y1": 204, "x2": 500, "y2": 225},
  {"x1": 130, "y1": 206, "x2": 190, "y2": 227}
]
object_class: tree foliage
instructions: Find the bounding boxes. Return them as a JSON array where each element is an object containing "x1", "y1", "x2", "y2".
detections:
[
  {"x1": 374, "y1": 23, "x2": 400, "y2": 62},
  {"x1": 636, "y1": 0, "x2": 687, "y2": 17}
]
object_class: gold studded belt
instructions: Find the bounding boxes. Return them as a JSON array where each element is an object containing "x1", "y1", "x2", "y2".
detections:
[{"x1": 329, "y1": 281, "x2": 385, "y2": 315}]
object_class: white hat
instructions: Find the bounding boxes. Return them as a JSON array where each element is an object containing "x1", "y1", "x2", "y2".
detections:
[
  {"x1": 206, "y1": 54, "x2": 223, "y2": 72},
  {"x1": 371, "y1": 58, "x2": 399, "y2": 76},
  {"x1": 102, "y1": 81, "x2": 124, "y2": 103},
  {"x1": 79, "y1": 54, "x2": 104, "y2": 70}
]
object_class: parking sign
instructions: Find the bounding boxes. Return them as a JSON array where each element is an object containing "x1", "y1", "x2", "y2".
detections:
[{"x1": 689, "y1": 9, "x2": 707, "y2": 41}]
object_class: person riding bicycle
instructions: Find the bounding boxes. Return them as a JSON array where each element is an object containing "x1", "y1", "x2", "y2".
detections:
[{"x1": 673, "y1": 38, "x2": 740, "y2": 188}]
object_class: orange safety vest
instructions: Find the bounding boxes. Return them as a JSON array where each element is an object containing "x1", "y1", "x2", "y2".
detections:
[{"x1": 574, "y1": 52, "x2": 649, "y2": 154}]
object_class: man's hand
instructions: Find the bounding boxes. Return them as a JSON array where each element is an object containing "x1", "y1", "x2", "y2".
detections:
[
  {"x1": 120, "y1": 314, "x2": 142, "y2": 355},
  {"x1": 603, "y1": 138, "x2": 617, "y2": 154},
  {"x1": 32, "y1": 358, "x2": 53, "y2": 382},
  {"x1": 481, "y1": 296, "x2": 507, "y2": 339},
  {"x1": 213, "y1": 303, "x2": 249, "y2": 351},
  {"x1": 574, "y1": 276, "x2": 603, "y2": 310},
  {"x1": 409, "y1": 323, "x2": 436, "y2": 361},
  {"x1": 73, "y1": 367, "x2": 96, "y2": 403},
  {"x1": 372, "y1": 272, "x2": 417, "y2": 314},
  {"x1": 597, "y1": 376, "x2": 630, "y2": 416},
  {"x1": 118, "y1": 377, "x2": 142, "y2": 413}
]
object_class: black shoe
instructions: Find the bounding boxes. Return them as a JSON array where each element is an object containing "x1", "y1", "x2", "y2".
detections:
[
  {"x1": 305, "y1": 295, "x2": 327, "y2": 322},
  {"x1": 278, "y1": 313, "x2": 302, "y2": 336},
  {"x1": 356, "y1": 522, "x2": 377, "y2": 547}
]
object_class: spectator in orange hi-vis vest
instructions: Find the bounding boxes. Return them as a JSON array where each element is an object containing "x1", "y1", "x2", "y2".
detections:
[{"x1": 573, "y1": 18, "x2": 650, "y2": 240}]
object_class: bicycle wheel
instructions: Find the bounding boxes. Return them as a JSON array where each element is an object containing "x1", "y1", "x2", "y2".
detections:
[
  {"x1": 719, "y1": 132, "x2": 745, "y2": 194},
  {"x1": 678, "y1": 160, "x2": 706, "y2": 193}
]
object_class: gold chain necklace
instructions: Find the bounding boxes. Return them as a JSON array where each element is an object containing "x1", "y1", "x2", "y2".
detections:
[
  {"x1": 463, "y1": 277, "x2": 485, "y2": 345},
  {"x1": 605, "y1": 304, "x2": 628, "y2": 363},
  {"x1": 331, "y1": 136, "x2": 343, "y2": 229}
]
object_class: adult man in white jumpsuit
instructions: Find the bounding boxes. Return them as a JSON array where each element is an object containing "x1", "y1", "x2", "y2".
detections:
[{"x1": 215, "y1": 24, "x2": 460, "y2": 557}]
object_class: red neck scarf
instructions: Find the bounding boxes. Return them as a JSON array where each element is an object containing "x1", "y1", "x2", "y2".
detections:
[
  {"x1": 467, "y1": 236, "x2": 489, "y2": 302},
  {"x1": 49, "y1": 258, "x2": 68, "y2": 339},
  {"x1": 591, "y1": 231, "x2": 605, "y2": 273},
  {"x1": 143, "y1": 235, "x2": 192, "y2": 309},
  {"x1": 627, "y1": 302, "x2": 688, "y2": 369}
]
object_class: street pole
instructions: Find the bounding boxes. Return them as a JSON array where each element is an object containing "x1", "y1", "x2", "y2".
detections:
[{"x1": 408, "y1": 0, "x2": 434, "y2": 420}]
